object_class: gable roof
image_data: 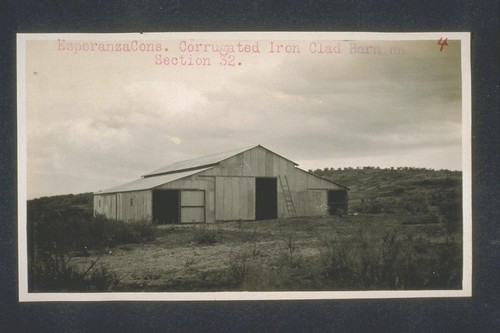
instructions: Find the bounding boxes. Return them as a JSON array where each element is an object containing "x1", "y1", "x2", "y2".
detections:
[
  {"x1": 95, "y1": 167, "x2": 212, "y2": 194},
  {"x1": 300, "y1": 167, "x2": 350, "y2": 190},
  {"x1": 142, "y1": 145, "x2": 255, "y2": 177},
  {"x1": 94, "y1": 145, "x2": 348, "y2": 195},
  {"x1": 142, "y1": 144, "x2": 297, "y2": 178}
]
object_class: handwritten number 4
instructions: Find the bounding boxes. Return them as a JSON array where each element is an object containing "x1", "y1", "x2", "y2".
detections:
[{"x1": 438, "y1": 37, "x2": 448, "y2": 52}]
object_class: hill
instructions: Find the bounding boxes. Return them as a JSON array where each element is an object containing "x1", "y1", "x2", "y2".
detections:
[
  {"x1": 27, "y1": 168, "x2": 463, "y2": 232},
  {"x1": 25, "y1": 168, "x2": 463, "y2": 292},
  {"x1": 311, "y1": 167, "x2": 462, "y2": 232},
  {"x1": 28, "y1": 192, "x2": 94, "y2": 219}
]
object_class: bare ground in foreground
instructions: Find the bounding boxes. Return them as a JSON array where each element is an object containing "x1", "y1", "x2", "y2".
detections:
[{"x1": 72, "y1": 214, "x2": 462, "y2": 292}]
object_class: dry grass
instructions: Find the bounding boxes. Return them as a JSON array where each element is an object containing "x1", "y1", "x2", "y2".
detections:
[{"x1": 71, "y1": 214, "x2": 461, "y2": 291}]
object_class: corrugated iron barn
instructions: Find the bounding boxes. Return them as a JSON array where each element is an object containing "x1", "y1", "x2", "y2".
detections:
[{"x1": 93, "y1": 145, "x2": 348, "y2": 223}]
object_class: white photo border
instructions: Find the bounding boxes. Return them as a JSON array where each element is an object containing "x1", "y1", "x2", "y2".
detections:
[{"x1": 17, "y1": 31, "x2": 472, "y2": 302}]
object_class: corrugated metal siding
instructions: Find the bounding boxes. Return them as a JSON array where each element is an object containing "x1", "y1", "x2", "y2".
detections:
[
  {"x1": 116, "y1": 191, "x2": 152, "y2": 222},
  {"x1": 215, "y1": 176, "x2": 255, "y2": 221},
  {"x1": 94, "y1": 145, "x2": 346, "y2": 222},
  {"x1": 96, "y1": 168, "x2": 211, "y2": 194},
  {"x1": 93, "y1": 193, "x2": 117, "y2": 219},
  {"x1": 180, "y1": 190, "x2": 205, "y2": 223},
  {"x1": 142, "y1": 145, "x2": 258, "y2": 177},
  {"x1": 142, "y1": 144, "x2": 298, "y2": 177},
  {"x1": 94, "y1": 191, "x2": 152, "y2": 221},
  {"x1": 181, "y1": 207, "x2": 204, "y2": 223},
  {"x1": 198, "y1": 146, "x2": 344, "y2": 219},
  {"x1": 297, "y1": 190, "x2": 329, "y2": 216},
  {"x1": 155, "y1": 174, "x2": 215, "y2": 223}
]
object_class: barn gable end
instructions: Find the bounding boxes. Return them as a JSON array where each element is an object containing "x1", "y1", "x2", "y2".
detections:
[{"x1": 93, "y1": 145, "x2": 348, "y2": 223}]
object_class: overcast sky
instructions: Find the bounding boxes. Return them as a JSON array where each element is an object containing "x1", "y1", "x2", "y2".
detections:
[{"x1": 24, "y1": 35, "x2": 463, "y2": 199}]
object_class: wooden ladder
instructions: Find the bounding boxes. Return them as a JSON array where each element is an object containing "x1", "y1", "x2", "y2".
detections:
[{"x1": 279, "y1": 175, "x2": 297, "y2": 218}]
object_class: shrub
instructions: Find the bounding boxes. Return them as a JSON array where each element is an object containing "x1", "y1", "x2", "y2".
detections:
[
  {"x1": 87, "y1": 216, "x2": 156, "y2": 248},
  {"x1": 28, "y1": 209, "x2": 155, "y2": 292},
  {"x1": 318, "y1": 243, "x2": 356, "y2": 289},
  {"x1": 133, "y1": 221, "x2": 156, "y2": 241},
  {"x1": 435, "y1": 192, "x2": 462, "y2": 234},
  {"x1": 87, "y1": 265, "x2": 120, "y2": 291},
  {"x1": 280, "y1": 234, "x2": 303, "y2": 268},
  {"x1": 315, "y1": 229, "x2": 462, "y2": 290},
  {"x1": 426, "y1": 236, "x2": 462, "y2": 289},
  {"x1": 191, "y1": 225, "x2": 219, "y2": 245},
  {"x1": 32, "y1": 250, "x2": 119, "y2": 292},
  {"x1": 227, "y1": 253, "x2": 248, "y2": 286},
  {"x1": 31, "y1": 210, "x2": 156, "y2": 253}
]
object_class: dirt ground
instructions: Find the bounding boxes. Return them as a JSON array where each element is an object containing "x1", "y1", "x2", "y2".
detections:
[{"x1": 72, "y1": 214, "x2": 456, "y2": 291}]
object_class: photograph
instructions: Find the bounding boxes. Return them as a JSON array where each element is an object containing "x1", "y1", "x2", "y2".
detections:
[{"x1": 17, "y1": 32, "x2": 471, "y2": 301}]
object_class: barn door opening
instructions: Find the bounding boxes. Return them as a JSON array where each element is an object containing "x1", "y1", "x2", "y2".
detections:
[
  {"x1": 255, "y1": 177, "x2": 277, "y2": 220},
  {"x1": 152, "y1": 190, "x2": 180, "y2": 224},
  {"x1": 328, "y1": 190, "x2": 348, "y2": 215}
]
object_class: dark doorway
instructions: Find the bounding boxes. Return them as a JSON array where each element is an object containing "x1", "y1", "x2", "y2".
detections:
[
  {"x1": 255, "y1": 177, "x2": 277, "y2": 220},
  {"x1": 328, "y1": 190, "x2": 348, "y2": 215},
  {"x1": 153, "y1": 190, "x2": 180, "y2": 224}
]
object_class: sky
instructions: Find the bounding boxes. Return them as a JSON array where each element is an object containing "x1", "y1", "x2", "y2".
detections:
[{"x1": 23, "y1": 34, "x2": 464, "y2": 199}]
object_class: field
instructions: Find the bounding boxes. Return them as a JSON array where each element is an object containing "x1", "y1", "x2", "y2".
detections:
[
  {"x1": 27, "y1": 168, "x2": 463, "y2": 292},
  {"x1": 72, "y1": 215, "x2": 461, "y2": 291}
]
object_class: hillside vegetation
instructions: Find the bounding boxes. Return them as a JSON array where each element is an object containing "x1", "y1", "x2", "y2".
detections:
[
  {"x1": 27, "y1": 168, "x2": 463, "y2": 292},
  {"x1": 311, "y1": 167, "x2": 462, "y2": 233}
]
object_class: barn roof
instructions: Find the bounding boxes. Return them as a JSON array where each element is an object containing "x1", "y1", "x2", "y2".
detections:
[
  {"x1": 95, "y1": 167, "x2": 212, "y2": 194},
  {"x1": 142, "y1": 144, "x2": 298, "y2": 178},
  {"x1": 94, "y1": 145, "x2": 347, "y2": 195}
]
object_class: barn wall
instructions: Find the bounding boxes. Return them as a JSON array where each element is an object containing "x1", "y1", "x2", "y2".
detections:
[
  {"x1": 155, "y1": 174, "x2": 216, "y2": 223},
  {"x1": 116, "y1": 190, "x2": 152, "y2": 222},
  {"x1": 198, "y1": 146, "x2": 345, "y2": 220},
  {"x1": 93, "y1": 194, "x2": 117, "y2": 220},
  {"x1": 180, "y1": 190, "x2": 205, "y2": 223},
  {"x1": 95, "y1": 146, "x2": 346, "y2": 223},
  {"x1": 296, "y1": 190, "x2": 329, "y2": 216},
  {"x1": 215, "y1": 176, "x2": 255, "y2": 221}
]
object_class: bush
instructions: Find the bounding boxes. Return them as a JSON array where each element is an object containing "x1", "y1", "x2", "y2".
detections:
[
  {"x1": 318, "y1": 243, "x2": 356, "y2": 289},
  {"x1": 87, "y1": 265, "x2": 120, "y2": 291},
  {"x1": 280, "y1": 234, "x2": 303, "y2": 268},
  {"x1": 315, "y1": 229, "x2": 462, "y2": 290},
  {"x1": 227, "y1": 253, "x2": 249, "y2": 286},
  {"x1": 32, "y1": 250, "x2": 119, "y2": 292},
  {"x1": 32, "y1": 212, "x2": 156, "y2": 253},
  {"x1": 191, "y1": 225, "x2": 219, "y2": 245},
  {"x1": 436, "y1": 193, "x2": 462, "y2": 234},
  {"x1": 427, "y1": 236, "x2": 462, "y2": 288},
  {"x1": 28, "y1": 207, "x2": 155, "y2": 292},
  {"x1": 89, "y1": 217, "x2": 156, "y2": 248}
]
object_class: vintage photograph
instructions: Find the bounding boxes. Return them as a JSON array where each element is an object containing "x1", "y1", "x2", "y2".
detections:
[{"x1": 18, "y1": 32, "x2": 471, "y2": 301}]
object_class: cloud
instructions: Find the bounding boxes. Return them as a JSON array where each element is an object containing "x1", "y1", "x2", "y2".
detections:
[
  {"x1": 199, "y1": 40, "x2": 463, "y2": 163},
  {"x1": 25, "y1": 38, "x2": 464, "y2": 198}
]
